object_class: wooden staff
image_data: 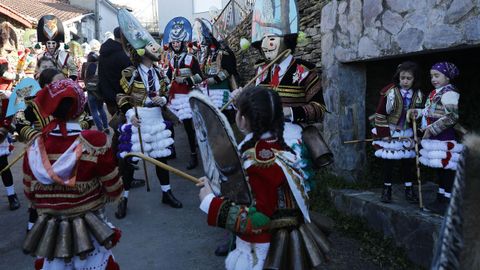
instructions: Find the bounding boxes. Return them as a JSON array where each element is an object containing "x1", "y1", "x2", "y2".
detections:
[
  {"x1": 343, "y1": 136, "x2": 412, "y2": 144},
  {"x1": 343, "y1": 139, "x2": 374, "y2": 144},
  {"x1": 124, "y1": 152, "x2": 201, "y2": 184},
  {"x1": 0, "y1": 132, "x2": 41, "y2": 174},
  {"x1": 0, "y1": 148, "x2": 27, "y2": 174},
  {"x1": 220, "y1": 49, "x2": 292, "y2": 111},
  {"x1": 134, "y1": 107, "x2": 151, "y2": 192},
  {"x1": 412, "y1": 114, "x2": 424, "y2": 209}
]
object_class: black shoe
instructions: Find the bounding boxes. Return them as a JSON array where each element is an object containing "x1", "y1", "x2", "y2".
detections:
[
  {"x1": 186, "y1": 153, "x2": 198, "y2": 170},
  {"x1": 380, "y1": 186, "x2": 392, "y2": 203},
  {"x1": 115, "y1": 198, "x2": 128, "y2": 219},
  {"x1": 130, "y1": 178, "x2": 145, "y2": 189},
  {"x1": 162, "y1": 190, "x2": 183, "y2": 208},
  {"x1": 7, "y1": 194, "x2": 20, "y2": 211},
  {"x1": 405, "y1": 187, "x2": 419, "y2": 204}
]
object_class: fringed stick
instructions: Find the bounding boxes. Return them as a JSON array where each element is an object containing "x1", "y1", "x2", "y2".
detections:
[
  {"x1": 124, "y1": 152, "x2": 200, "y2": 184},
  {"x1": 134, "y1": 106, "x2": 151, "y2": 192}
]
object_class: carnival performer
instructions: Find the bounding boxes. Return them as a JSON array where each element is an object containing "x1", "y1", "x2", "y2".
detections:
[
  {"x1": 22, "y1": 78, "x2": 123, "y2": 269},
  {"x1": 372, "y1": 61, "x2": 423, "y2": 203},
  {"x1": 114, "y1": 9, "x2": 182, "y2": 219},
  {"x1": 410, "y1": 62, "x2": 462, "y2": 214},
  {"x1": 164, "y1": 17, "x2": 204, "y2": 170},
  {"x1": 0, "y1": 58, "x2": 19, "y2": 210},
  {"x1": 234, "y1": 0, "x2": 328, "y2": 189},
  {"x1": 198, "y1": 87, "x2": 312, "y2": 270},
  {"x1": 36, "y1": 15, "x2": 78, "y2": 80},
  {"x1": 0, "y1": 26, "x2": 21, "y2": 210},
  {"x1": 192, "y1": 19, "x2": 238, "y2": 111}
]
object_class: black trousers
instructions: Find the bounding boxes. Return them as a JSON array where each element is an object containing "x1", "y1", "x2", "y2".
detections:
[
  {"x1": 183, "y1": 118, "x2": 196, "y2": 154},
  {"x1": 436, "y1": 168, "x2": 455, "y2": 194},
  {"x1": 120, "y1": 157, "x2": 170, "y2": 191},
  {"x1": 381, "y1": 158, "x2": 415, "y2": 185},
  {"x1": 0, "y1": 155, "x2": 13, "y2": 187}
]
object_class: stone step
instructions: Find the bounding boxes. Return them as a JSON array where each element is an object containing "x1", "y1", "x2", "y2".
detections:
[{"x1": 329, "y1": 183, "x2": 444, "y2": 268}]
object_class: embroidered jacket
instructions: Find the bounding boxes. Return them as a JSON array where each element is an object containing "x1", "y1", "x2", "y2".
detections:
[
  {"x1": 166, "y1": 52, "x2": 203, "y2": 97},
  {"x1": 23, "y1": 129, "x2": 123, "y2": 216},
  {"x1": 256, "y1": 55, "x2": 326, "y2": 123},
  {"x1": 204, "y1": 49, "x2": 236, "y2": 90},
  {"x1": 374, "y1": 83, "x2": 423, "y2": 138},
  {"x1": 118, "y1": 64, "x2": 169, "y2": 111},
  {"x1": 206, "y1": 138, "x2": 299, "y2": 243},
  {"x1": 422, "y1": 84, "x2": 460, "y2": 137},
  {"x1": 41, "y1": 50, "x2": 78, "y2": 80}
]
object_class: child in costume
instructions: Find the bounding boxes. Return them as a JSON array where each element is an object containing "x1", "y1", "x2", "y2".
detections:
[
  {"x1": 372, "y1": 61, "x2": 423, "y2": 203},
  {"x1": 22, "y1": 79, "x2": 123, "y2": 269},
  {"x1": 414, "y1": 62, "x2": 462, "y2": 214},
  {"x1": 198, "y1": 87, "x2": 311, "y2": 270}
]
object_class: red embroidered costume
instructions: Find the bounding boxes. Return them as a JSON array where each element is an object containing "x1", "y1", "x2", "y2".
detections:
[{"x1": 22, "y1": 79, "x2": 122, "y2": 270}]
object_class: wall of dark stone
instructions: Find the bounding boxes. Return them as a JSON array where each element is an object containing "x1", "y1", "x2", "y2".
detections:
[{"x1": 225, "y1": 0, "x2": 327, "y2": 85}]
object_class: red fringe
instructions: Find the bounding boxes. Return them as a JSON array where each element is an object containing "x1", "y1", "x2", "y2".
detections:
[
  {"x1": 34, "y1": 258, "x2": 44, "y2": 270},
  {"x1": 111, "y1": 228, "x2": 122, "y2": 247},
  {"x1": 106, "y1": 255, "x2": 120, "y2": 270}
]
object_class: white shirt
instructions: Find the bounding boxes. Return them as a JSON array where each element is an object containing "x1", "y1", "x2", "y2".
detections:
[{"x1": 138, "y1": 64, "x2": 161, "y2": 105}]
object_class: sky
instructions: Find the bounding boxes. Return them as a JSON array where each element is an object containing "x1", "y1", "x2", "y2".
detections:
[{"x1": 193, "y1": 0, "x2": 223, "y2": 13}]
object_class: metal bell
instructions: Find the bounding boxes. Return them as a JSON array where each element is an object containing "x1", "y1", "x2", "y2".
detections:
[
  {"x1": 72, "y1": 216, "x2": 94, "y2": 257},
  {"x1": 23, "y1": 214, "x2": 49, "y2": 255},
  {"x1": 288, "y1": 229, "x2": 308, "y2": 270},
  {"x1": 299, "y1": 224, "x2": 324, "y2": 269},
  {"x1": 309, "y1": 211, "x2": 335, "y2": 235},
  {"x1": 54, "y1": 219, "x2": 73, "y2": 259},
  {"x1": 302, "y1": 125, "x2": 334, "y2": 168},
  {"x1": 35, "y1": 217, "x2": 58, "y2": 260},
  {"x1": 83, "y1": 212, "x2": 114, "y2": 247},
  {"x1": 305, "y1": 222, "x2": 331, "y2": 255},
  {"x1": 263, "y1": 229, "x2": 288, "y2": 270}
]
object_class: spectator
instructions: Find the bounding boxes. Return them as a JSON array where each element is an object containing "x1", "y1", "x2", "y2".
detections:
[
  {"x1": 98, "y1": 27, "x2": 131, "y2": 115},
  {"x1": 82, "y1": 51, "x2": 109, "y2": 133}
]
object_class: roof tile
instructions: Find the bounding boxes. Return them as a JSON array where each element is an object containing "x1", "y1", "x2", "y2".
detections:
[{"x1": 1, "y1": 0, "x2": 92, "y2": 24}]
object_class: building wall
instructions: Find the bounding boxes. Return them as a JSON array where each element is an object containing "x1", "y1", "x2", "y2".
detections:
[
  {"x1": 98, "y1": 3, "x2": 119, "y2": 41},
  {"x1": 157, "y1": 0, "x2": 194, "y2": 34},
  {"x1": 70, "y1": 0, "x2": 118, "y2": 41},
  {"x1": 321, "y1": 0, "x2": 480, "y2": 181}
]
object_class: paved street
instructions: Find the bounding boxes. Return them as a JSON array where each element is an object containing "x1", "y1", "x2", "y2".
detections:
[
  {"x1": 0, "y1": 127, "x2": 383, "y2": 270},
  {"x1": 0, "y1": 127, "x2": 225, "y2": 269}
]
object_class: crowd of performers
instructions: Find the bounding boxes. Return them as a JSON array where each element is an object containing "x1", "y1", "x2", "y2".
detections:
[{"x1": 0, "y1": 0, "x2": 467, "y2": 269}]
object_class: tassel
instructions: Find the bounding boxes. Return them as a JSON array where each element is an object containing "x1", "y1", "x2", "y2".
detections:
[
  {"x1": 239, "y1": 38, "x2": 250, "y2": 51},
  {"x1": 297, "y1": 31, "x2": 308, "y2": 45}
]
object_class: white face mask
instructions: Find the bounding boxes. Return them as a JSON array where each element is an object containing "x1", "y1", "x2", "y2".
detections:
[{"x1": 261, "y1": 35, "x2": 285, "y2": 61}]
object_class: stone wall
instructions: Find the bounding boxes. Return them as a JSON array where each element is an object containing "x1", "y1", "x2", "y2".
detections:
[
  {"x1": 321, "y1": 0, "x2": 480, "y2": 181},
  {"x1": 225, "y1": 0, "x2": 327, "y2": 85}
]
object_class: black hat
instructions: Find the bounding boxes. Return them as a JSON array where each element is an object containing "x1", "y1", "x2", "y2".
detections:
[{"x1": 37, "y1": 15, "x2": 65, "y2": 43}]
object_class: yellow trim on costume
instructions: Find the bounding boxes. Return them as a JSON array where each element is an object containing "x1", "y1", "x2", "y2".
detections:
[{"x1": 99, "y1": 168, "x2": 119, "y2": 182}]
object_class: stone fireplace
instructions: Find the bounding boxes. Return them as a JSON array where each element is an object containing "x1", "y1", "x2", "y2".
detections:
[{"x1": 321, "y1": 0, "x2": 480, "y2": 181}]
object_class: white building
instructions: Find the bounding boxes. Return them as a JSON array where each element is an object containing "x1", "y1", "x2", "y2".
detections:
[{"x1": 70, "y1": 0, "x2": 120, "y2": 42}]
